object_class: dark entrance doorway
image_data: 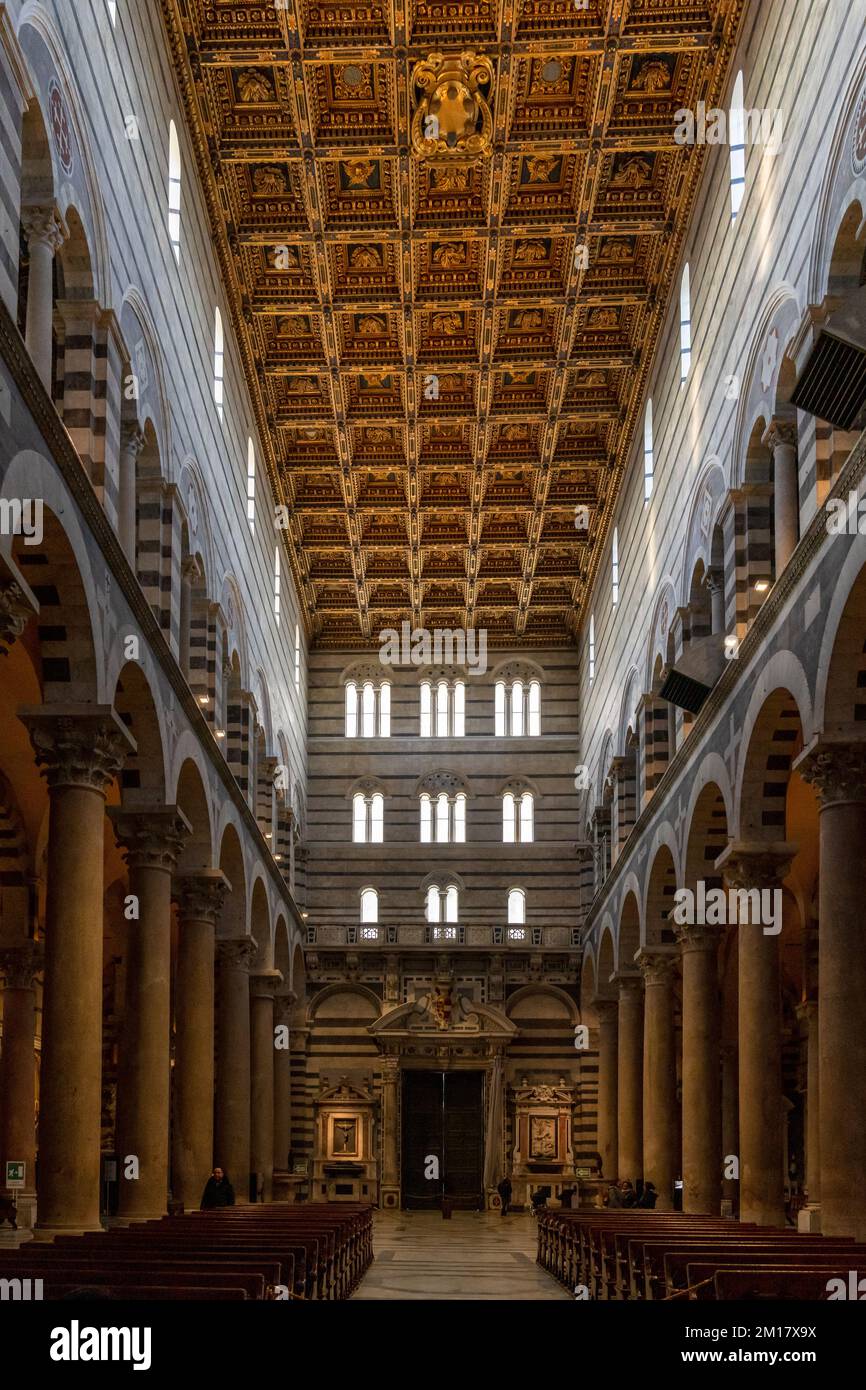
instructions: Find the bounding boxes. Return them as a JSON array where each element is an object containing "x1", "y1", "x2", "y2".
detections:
[{"x1": 401, "y1": 1070, "x2": 484, "y2": 1210}]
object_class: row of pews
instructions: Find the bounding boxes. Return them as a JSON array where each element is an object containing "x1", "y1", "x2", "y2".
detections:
[
  {"x1": 0, "y1": 1203, "x2": 373, "y2": 1300},
  {"x1": 537, "y1": 1209, "x2": 866, "y2": 1300}
]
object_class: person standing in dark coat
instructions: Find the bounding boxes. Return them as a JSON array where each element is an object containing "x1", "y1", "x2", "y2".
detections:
[
  {"x1": 200, "y1": 1166, "x2": 235, "y2": 1209},
  {"x1": 497, "y1": 1175, "x2": 513, "y2": 1215}
]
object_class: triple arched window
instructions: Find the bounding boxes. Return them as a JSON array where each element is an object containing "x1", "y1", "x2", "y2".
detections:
[
  {"x1": 353, "y1": 792, "x2": 384, "y2": 844},
  {"x1": 494, "y1": 679, "x2": 540, "y2": 736},
  {"x1": 502, "y1": 791, "x2": 534, "y2": 843},
  {"x1": 420, "y1": 679, "x2": 465, "y2": 736},
  {"x1": 346, "y1": 680, "x2": 391, "y2": 737},
  {"x1": 420, "y1": 791, "x2": 466, "y2": 844}
]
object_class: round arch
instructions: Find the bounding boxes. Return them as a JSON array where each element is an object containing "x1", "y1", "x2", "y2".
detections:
[
  {"x1": 217, "y1": 822, "x2": 247, "y2": 938},
  {"x1": 733, "y1": 652, "x2": 813, "y2": 840}
]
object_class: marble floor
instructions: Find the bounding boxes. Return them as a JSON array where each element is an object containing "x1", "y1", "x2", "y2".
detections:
[{"x1": 351, "y1": 1210, "x2": 571, "y2": 1300}]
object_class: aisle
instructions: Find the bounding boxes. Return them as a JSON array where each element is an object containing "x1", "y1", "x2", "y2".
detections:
[{"x1": 351, "y1": 1210, "x2": 571, "y2": 1300}]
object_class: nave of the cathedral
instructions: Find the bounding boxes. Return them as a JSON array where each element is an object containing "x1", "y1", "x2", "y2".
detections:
[{"x1": 1, "y1": 0, "x2": 866, "y2": 1352}]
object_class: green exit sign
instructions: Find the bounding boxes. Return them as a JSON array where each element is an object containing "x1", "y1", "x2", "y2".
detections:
[{"x1": 5, "y1": 1161, "x2": 25, "y2": 1188}]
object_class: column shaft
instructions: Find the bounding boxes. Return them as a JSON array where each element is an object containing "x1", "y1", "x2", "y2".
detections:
[
  {"x1": 273, "y1": 994, "x2": 295, "y2": 1174},
  {"x1": 21, "y1": 707, "x2": 132, "y2": 1235},
  {"x1": 616, "y1": 979, "x2": 644, "y2": 1182},
  {"x1": 215, "y1": 940, "x2": 254, "y2": 1202},
  {"x1": 0, "y1": 946, "x2": 41, "y2": 1200},
  {"x1": 738, "y1": 920, "x2": 784, "y2": 1225},
  {"x1": 640, "y1": 954, "x2": 677, "y2": 1210},
  {"x1": 721, "y1": 1046, "x2": 739, "y2": 1209},
  {"x1": 816, "y1": 797, "x2": 866, "y2": 1238},
  {"x1": 596, "y1": 1001, "x2": 618, "y2": 1183},
  {"x1": 678, "y1": 926, "x2": 721, "y2": 1214},
  {"x1": 112, "y1": 808, "x2": 189, "y2": 1222},
  {"x1": 172, "y1": 872, "x2": 226, "y2": 1211},
  {"x1": 250, "y1": 976, "x2": 278, "y2": 1202},
  {"x1": 800, "y1": 1000, "x2": 820, "y2": 1209}
]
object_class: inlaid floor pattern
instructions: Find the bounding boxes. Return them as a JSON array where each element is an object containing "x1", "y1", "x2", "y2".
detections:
[{"x1": 352, "y1": 1211, "x2": 571, "y2": 1300}]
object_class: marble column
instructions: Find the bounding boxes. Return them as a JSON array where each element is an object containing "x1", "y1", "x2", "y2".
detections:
[
  {"x1": 172, "y1": 870, "x2": 229, "y2": 1210},
  {"x1": 273, "y1": 991, "x2": 296, "y2": 1174},
  {"x1": 676, "y1": 922, "x2": 722, "y2": 1214},
  {"x1": 763, "y1": 420, "x2": 799, "y2": 576},
  {"x1": 616, "y1": 976, "x2": 644, "y2": 1183},
  {"x1": 380, "y1": 1053, "x2": 400, "y2": 1208},
  {"x1": 638, "y1": 949, "x2": 677, "y2": 1209},
  {"x1": 0, "y1": 943, "x2": 43, "y2": 1212},
  {"x1": 717, "y1": 841, "x2": 795, "y2": 1228},
  {"x1": 705, "y1": 567, "x2": 725, "y2": 636},
  {"x1": 215, "y1": 938, "x2": 255, "y2": 1202},
  {"x1": 19, "y1": 706, "x2": 133, "y2": 1234},
  {"x1": 796, "y1": 741, "x2": 866, "y2": 1240},
  {"x1": 595, "y1": 999, "x2": 618, "y2": 1182},
  {"x1": 118, "y1": 424, "x2": 146, "y2": 566},
  {"x1": 796, "y1": 998, "x2": 820, "y2": 1223},
  {"x1": 20, "y1": 205, "x2": 67, "y2": 391},
  {"x1": 110, "y1": 807, "x2": 191, "y2": 1221},
  {"x1": 250, "y1": 970, "x2": 280, "y2": 1202},
  {"x1": 720, "y1": 1045, "x2": 739, "y2": 1210}
]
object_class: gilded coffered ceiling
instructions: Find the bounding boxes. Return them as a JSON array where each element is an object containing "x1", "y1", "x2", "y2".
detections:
[{"x1": 161, "y1": 0, "x2": 745, "y2": 647}]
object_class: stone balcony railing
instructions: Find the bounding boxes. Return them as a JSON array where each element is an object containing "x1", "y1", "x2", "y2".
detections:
[{"x1": 303, "y1": 923, "x2": 581, "y2": 949}]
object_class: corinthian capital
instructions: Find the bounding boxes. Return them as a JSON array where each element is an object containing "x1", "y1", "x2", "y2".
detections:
[
  {"x1": 21, "y1": 204, "x2": 68, "y2": 253},
  {"x1": 217, "y1": 936, "x2": 256, "y2": 972},
  {"x1": 762, "y1": 418, "x2": 797, "y2": 452},
  {"x1": 674, "y1": 920, "x2": 723, "y2": 954},
  {"x1": 19, "y1": 704, "x2": 135, "y2": 793},
  {"x1": 715, "y1": 840, "x2": 797, "y2": 890},
  {"x1": 636, "y1": 947, "x2": 677, "y2": 986},
  {"x1": 173, "y1": 869, "x2": 230, "y2": 925},
  {"x1": 0, "y1": 940, "x2": 44, "y2": 989},
  {"x1": 793, "y1": 738, "x2": 866, "y2": 808},
  {"x1": 109, "y1": 806, "x2": 192, "y2": 872}
]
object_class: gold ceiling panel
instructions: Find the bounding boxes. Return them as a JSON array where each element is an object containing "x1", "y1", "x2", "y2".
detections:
[{"x1": 163, "y1": 0, "x2": 745, "y2": 646}]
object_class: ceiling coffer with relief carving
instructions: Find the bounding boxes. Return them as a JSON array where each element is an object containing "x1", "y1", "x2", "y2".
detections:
[{"x1": 161, "y1": 0, "x2": 745, "y2": 648}]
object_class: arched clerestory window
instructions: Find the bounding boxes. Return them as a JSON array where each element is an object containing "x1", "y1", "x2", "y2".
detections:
[
  {"x1": 730, "y1": 71, "x2": 746, "y2": 223},
  {"x1": 168, "y1": 121, "x2": 182, "y2": 263}
]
